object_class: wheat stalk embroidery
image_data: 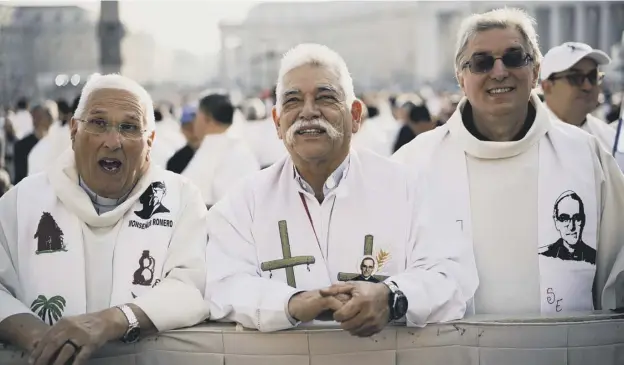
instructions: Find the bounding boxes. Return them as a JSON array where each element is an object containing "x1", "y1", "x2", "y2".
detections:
[{"x1": 376, "y1": 249, "x2": 391, "y2": 270}]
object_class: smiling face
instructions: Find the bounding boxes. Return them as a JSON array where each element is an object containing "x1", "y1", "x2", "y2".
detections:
[
  {"x1": 71, "y1": 88, "x2": 154, "y2": 199},
  {"x1": 272, "y1": 64, "x2": 361, "y2": 164},
  {"x1": 458, "y1": 27, "x2": 539, "y2": 118}
]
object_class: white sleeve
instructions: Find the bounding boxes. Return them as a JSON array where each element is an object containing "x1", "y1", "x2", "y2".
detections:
[
  {"x1": 593, "y1": 141, "x2": 624, "y2": 309},
  {"x1": 212, "y1": 144, "x2": 260, "y2": 203},
  {"x1": 387, "y1": 173, "x2": 478, "y2": 326},
  {"x1": 0, "y1": 186, "x2": 38, "y2": 322},
  {"x1": 204, "y1": 183, "x2": 300, "y2": 332},
  {"x1": 131, "y1": 181, "x2": 210, "y2": 331}
]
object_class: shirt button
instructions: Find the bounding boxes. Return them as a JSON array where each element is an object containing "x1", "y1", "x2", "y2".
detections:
[{"x1": 326, "y1": 179, "x2": 336, "y2": 189}]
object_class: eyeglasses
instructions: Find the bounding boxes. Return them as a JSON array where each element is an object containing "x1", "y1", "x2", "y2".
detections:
[
  {"x1": 556, "y1": 213, "x2": 584, "y2": 224},
  {"x1": 549, "y1": 69, "x2": 604, "y2": 87},
  {"x1": 75, "y1": 118, "x2": 147, "y2": 140},
  {"x1": 462, "y1": 49, "x2": 533, "y2": 74}
]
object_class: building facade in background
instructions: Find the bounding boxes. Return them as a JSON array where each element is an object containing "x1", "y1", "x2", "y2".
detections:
[
  {"x1": 220, "y1": 1, "x2": 624, "y2": 95},
  {"x1": 0, "y1": 5, "x2": 99, "y2": 106}
]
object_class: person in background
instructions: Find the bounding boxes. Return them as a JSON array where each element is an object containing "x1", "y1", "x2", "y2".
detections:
[
  {"x1": 13, "y1": 103, "x2": 53, "y2": 184},
  {"x1": 393, "y1": 102, "x2": 440, "y2": 153},
  {"x1": 166, "y1": 106, "x2": 200, "y2": 174},
  {"x1": 181, "y1": 94, "x2": 260, "y2": 208},
  {"x1": 541, "y1": 42, "x2": 617, "y2": 158}
]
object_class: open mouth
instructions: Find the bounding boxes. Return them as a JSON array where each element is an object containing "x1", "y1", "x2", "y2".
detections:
[
  {"x1": 296, "y1": 127, "x2": 327, "y2": 135},
  {"x1": 98, "y1": 158, "x2": 122, "y2": 173},
  {"x1": 487, "y1": 87, "x2": 515, "y2": 95}
]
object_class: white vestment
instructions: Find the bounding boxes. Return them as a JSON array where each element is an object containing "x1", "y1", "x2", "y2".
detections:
[
  {"x1": 351, "y1": 117, "x2": 392, "y2": 157},
  {"x1": 582, "y1": 114, "x2": 617, "y2": 156},
  {"x1": 10, "y1": 110, "x2": 33, "y2": 141},
  {"x1": 205, "y1": 149, "x2": 478, "y2": 332},
  {"x1": 545, "y1": 105, "x2": 619, "y2": 164},
  {"x1": 0, "y1": 150, "x2": 209, "y2": 331},
  {"x1": 182, "y1": 132, "x2": 260, "y2": 207},
  {"x1": 393, "y1": 92, "x2": 624, "y2": 315},
  {"x1": 150, "y1": 138, "x2": 176, "y2": 169},
  {"x1": 155, "y1": 118, "x2": 186, "y2": 152},
  {"x1": 27, "y1": 122, "x2": 71, "y2": 176},
  {"x1": 240, "y1": 117, "x2": 287, "y2": 168}
]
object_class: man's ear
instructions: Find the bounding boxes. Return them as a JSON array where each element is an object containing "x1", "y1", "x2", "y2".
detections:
[
  {"x1": 350, "y1": 99, "x2": 363, "y2": 134},
  {"x1": 272, "y1": 106, "x2": 283, "y2": 140},
  {"x1": 147, "y1": 130, "x2": 155, "y2": 148},
  {"x1": 457, "y1": 71, "x2": 465, "y2": 91}
]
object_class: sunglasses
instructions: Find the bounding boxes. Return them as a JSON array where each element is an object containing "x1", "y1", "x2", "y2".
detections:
[
  {"x1": 549, "y1": 69, "x2": 604, "y2": 87},
  {"x1": 462, "y1": 49, "x2": 533, "y2": 74}
]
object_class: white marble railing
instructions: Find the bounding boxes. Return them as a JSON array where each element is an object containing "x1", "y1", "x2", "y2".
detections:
[{"x1": 1, "y1": 311, "x2": 623, "y2": 365}]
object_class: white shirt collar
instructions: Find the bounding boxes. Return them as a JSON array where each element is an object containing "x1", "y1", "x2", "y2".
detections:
[
  {"x1": 293, "y1": 154, "x2": 351, "y2": 197},
  {"x1": 79, "y1": 176, "x2": 130, "y2": 215}
]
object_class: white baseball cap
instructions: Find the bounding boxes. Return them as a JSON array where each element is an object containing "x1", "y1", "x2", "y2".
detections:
[{"x1": 540, "y1": 42, "x2": 611, "y2": 81}]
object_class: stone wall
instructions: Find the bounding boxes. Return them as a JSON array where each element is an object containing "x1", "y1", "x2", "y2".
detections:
[{"x1": 1, "y1": 311, "x2": 622, "y2": 365}]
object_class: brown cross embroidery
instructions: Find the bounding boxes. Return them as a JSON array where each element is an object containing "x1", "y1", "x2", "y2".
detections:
[{"x1": 260, "y1": 220, "x2": 316, "y2": 288}]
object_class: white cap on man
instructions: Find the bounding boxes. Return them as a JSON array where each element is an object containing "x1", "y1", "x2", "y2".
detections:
[{"x1": 540, "y1": 42, "x2": 611, "y2": 80}]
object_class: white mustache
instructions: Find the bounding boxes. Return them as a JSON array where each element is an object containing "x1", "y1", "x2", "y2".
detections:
[{"x1": 285, "y1": 118, "x2": 342, "y2": 146}]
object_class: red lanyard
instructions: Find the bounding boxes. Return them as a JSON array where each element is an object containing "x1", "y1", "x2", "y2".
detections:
[{"x1": 299, "y1": 192, "x2": 321, "y2": 247}]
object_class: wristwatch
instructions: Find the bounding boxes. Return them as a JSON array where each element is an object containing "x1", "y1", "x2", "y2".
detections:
[
  {"x1": 384, "y1": 281, "x2": 408, "y2": 320},
  {"x1": 116, "y1": 304, "x2": 141, "y2": 343}
]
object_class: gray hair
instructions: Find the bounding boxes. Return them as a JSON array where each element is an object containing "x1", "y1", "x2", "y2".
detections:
[
  {"x1": 275, "y1": 43, "x2": 355, "y2": 116},
  {"x1": 454, "y1": 8, "x2": 542, "y2": 76},
  {"x1": 74, "y1": 73, "x2": 156, "y2": 132}
]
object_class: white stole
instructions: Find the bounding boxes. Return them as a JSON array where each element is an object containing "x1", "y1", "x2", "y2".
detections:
[
  {"x1": 429, "y1": 95, "x2": 597, "y2": 314},
  {"x1": 251, "y1": 152, "x2": 409, "y2": 292},
  {"x1": 16, "y1": 152, "x2": 180, "y2": 323}
]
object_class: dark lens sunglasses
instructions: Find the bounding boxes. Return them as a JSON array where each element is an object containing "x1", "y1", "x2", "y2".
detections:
[
  {"x1": 462, "y1": 49, "x2": 533, "y2": 74},
  {"x1": 549, "y1": 69, "x2": 604, "y2": 87}
]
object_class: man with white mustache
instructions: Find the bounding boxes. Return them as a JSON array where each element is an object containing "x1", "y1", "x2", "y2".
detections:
[{"x1": 204, "y1": 43, "x2": 478, "y2": 337}]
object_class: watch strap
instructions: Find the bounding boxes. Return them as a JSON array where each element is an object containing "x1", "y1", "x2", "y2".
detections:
[{"x1": 116, "y1": 305, "x2": 139, "y2": 339}]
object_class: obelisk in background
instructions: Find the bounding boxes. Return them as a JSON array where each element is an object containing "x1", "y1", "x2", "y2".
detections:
[{"x1": 98, "y1": 1, "x2": 124, "y2": 74}]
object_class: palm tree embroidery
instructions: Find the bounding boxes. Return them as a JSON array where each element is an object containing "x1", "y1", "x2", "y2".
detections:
[
  {"x1": 34, "y1": 212, "x2": 66, "y2": 254},
  {"x1": 30, "y1": 295, "x2": 66, "y2": 325}
]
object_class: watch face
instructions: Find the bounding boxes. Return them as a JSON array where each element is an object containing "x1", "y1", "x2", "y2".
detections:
[
  {"x1": 124, "y1": 327, "x2": 141, "y2": 344},
  {"x1": 394, "y1": 293, "x2": 409, "y2": 319}
]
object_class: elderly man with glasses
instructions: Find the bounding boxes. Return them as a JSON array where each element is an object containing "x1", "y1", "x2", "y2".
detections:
[
  {"x1": 394, "y1": 8, "x2": 624, "y2": 316},
  {"x1": 540, "y1": 42, "x2": 619, "y2": 161},
  {"x1": 0, "y1": 74, "x2": 209, "y2": 365}
]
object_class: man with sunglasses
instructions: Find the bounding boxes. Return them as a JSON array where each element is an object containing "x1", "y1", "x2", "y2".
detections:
[
  {"x1": 541, "y1": 42, "x2": 618, "y2": 164},
  {"x1": 0, "y1": 74, "x2": 209, "y2": 364},
  {"x1": 394, "y1": 8, "x2": 624, "y2": 317}
]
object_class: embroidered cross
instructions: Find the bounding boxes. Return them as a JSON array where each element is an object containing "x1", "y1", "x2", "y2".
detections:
[
  {"x1": 260, "y1": 220, "x2": 316, "y2": 288},
  {"x1": 337, "y1": 235, "x2": 389, "y2": 282}
]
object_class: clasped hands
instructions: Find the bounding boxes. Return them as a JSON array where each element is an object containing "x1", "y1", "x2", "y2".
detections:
[
  {"x1": 27, "y1": 308, "x2": 127, "y2": 365},
  {"x1": 287, "y1": 281, "x2": 391, "y2": 337}
]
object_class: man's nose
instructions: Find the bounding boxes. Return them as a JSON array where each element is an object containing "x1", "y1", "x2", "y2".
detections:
[
  {"x1": 490, "y1": 59, "x2": 509, "y2": 80},
  {"x1": 569, "y1": 219, "x2": 577, "y2": 231},
  {"x1": 102, "y1": 128, "x2": 122, "y2": 149},
  {"x1": 580, "y1": 77, "x2": 594, "y2": 92},
  {"x1": 299, "y1": 97, "x2": 321, "y2": 120}
]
